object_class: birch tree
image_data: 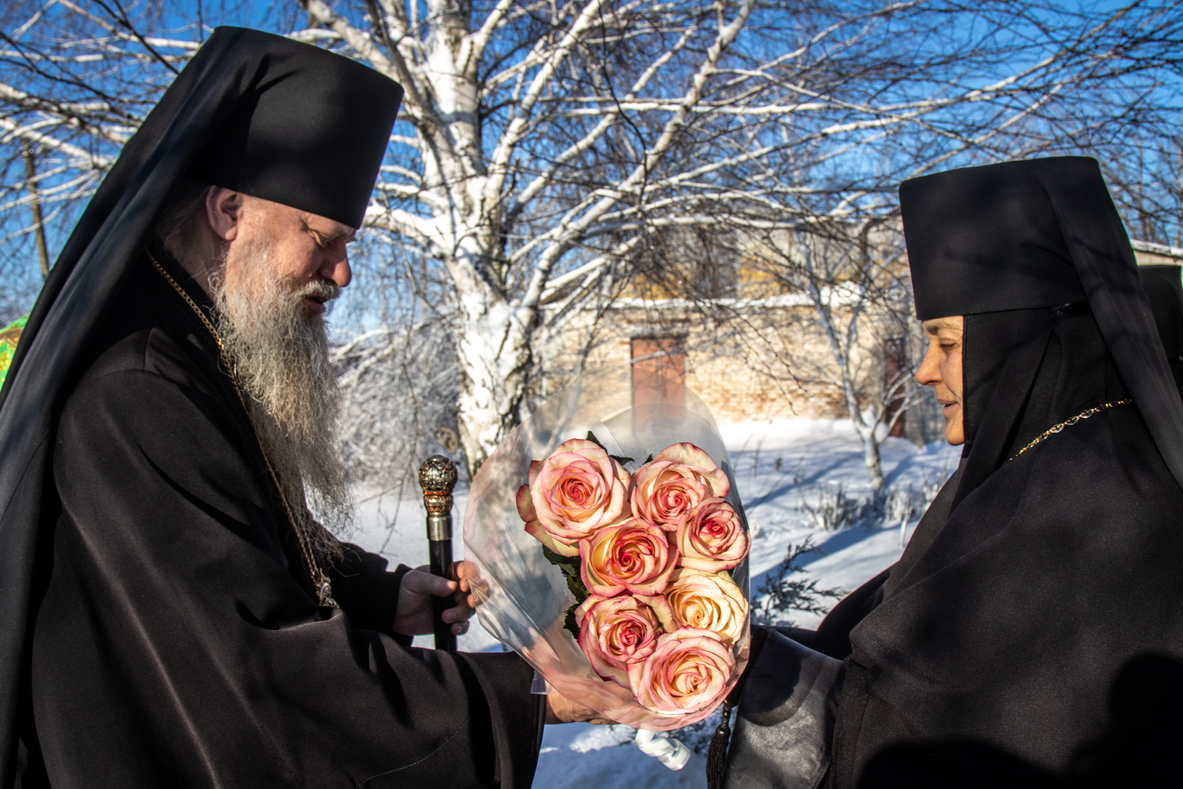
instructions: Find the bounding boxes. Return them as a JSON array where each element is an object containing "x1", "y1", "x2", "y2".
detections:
[
  {"x1": 737, "y1": 222, "x2": 922, "y2": 490},
  {"x1": 2, "y1": 0, "x2": 1182, "y2": 476}
]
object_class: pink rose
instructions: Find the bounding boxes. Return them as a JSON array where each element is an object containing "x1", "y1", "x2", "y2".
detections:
[
  {"x1": 580, "y1": 518, "x2": 679, "y2": 596},
  {"x1": 631, "y1": 443, "x2": 730, "y2": 530},
  {"x1": 664, "y1": 568, "x2": 748, "y2": 645},
  {"x1": 575, "y1": 594, "x2": 675, "y2": 685},
  {"x1": 520, "y1": 438, "x2": 631, "y2": 556},
  {"x1": 629, "y1": 628, "x2": 736, "y2": 715},
  {"x1": 517, "y1": 484, "x2": 576, "y2": 557},
  {"x1": 675, "y1": 497, "x2": 749, "y2": 572}
]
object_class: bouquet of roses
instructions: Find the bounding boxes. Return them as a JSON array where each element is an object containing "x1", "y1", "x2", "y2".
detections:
[
  {"x1": 464, "y1": 366, "x2": 750, "y2": 730},
  {"x1": 519, "y1": 435, "x2": 749, "y2": 717}
]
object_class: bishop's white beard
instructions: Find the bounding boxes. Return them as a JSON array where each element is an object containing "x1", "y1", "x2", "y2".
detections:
[{"x1": 211, "y1": 233, "x2": 351, "y2": 564}]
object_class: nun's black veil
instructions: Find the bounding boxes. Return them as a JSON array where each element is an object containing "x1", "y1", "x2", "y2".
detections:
[
  {"x1": 879, "y1": 157, "x2": 1183, "y2": 595},
  {"x1": 906, "y1": 157, "x2": 1183, "y2": 498},
  {"x1": 1138, "y1": 265, "x2": 1183, "y2": 396},
  {"x1": 0, "y1": 28, "x2": 401, "y2": 782}
]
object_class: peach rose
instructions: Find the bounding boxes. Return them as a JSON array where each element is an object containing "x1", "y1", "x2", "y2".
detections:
[
  {"x1": 629, "y1": 628, "x2": 735, "y2": 715},
  {"x1": 664, "y1": 568, "x2": 748, "y2": 645},
  {"x1": 580, "y1": 518, "x2": 679, "y2": 596},
  {"x1": 631, "y1": 443, "x2": 730, "y2": 530},
  {"x1": 575, "y1": 594, "x2": 675, "y2": 686},
  {"x1": 518, "y1": 438, "x2": 631, "y2": 556},
  {"x1": 517, "y1": 485, "x2": 575, "y2": 558},
  {"x1": 675, "y1": 497, "x2": 749, "y2": 572}
]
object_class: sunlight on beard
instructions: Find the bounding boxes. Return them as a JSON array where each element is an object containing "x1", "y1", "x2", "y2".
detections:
[{"x1": 211, "y1": 231, "x2": 353, "y2": 562}]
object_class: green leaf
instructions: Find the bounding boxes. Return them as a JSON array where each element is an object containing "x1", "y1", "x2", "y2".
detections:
[
  {"x1": 565, "y1": 573, "x2": 589, "y2": 603},
  {"x1": 643, "y1": 453, "x2": 654, "y2": 465},
  {"x1": 542, "y1": 544, "x2": 578, "y2": 572},
  {"x1": 564, "y1": 605, "x2": 581, "y2": 640},
  {"x1": 585, "y1": 430, "x2": 633, "y2": 466},
  {"x1": 541, "y1": 544, "x2": 590, "y2": 602}
]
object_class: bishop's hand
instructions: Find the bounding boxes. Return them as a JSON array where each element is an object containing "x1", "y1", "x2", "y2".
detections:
[
  {"x1": 545, "y1": 692, "x2": 617, "y2": 725},
  {"x1": 393, "y1": 560, "x2": 478, "y2": 637}
]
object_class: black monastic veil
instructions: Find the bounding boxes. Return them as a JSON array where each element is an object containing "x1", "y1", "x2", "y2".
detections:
[
  {"x1": 1138, "y1": 265, "x2": 1183, "y2": 397},
  {"x1": 724, "y1": 157, "x2": 1183, "y2": 789}
]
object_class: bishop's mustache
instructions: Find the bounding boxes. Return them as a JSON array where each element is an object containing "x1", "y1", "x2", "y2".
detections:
[{"x1": 296, "y1": 279, "x2": 341, "y2": 311}]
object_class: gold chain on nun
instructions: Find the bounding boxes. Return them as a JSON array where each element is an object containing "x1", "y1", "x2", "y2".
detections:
[
  {"x1": 1009, "y1": 398, "x2": 1132, "y2": 461},
  {"x1": 148, "y1": 251, "x2": 339, "y2": 608}
]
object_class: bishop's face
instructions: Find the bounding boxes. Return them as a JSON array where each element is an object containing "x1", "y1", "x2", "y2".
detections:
[
  {"x1": 211, "y1": 194, "x2": 356, "y2": 547},
  {"x1": 222, "y1": 196, "x2": 355, "y2": 318},
  {"x1": 917, "y1": 315, "x2": 965, "y2": 445}
]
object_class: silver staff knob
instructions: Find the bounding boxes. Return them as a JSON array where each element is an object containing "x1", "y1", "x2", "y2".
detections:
[{"x1": 418, "y1": 455, "x2": 458, "y2": 541}]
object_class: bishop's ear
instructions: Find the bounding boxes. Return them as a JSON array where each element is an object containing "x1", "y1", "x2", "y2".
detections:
[{"x1": 204, "y1": 187, "x2": 243, "y2": 242}]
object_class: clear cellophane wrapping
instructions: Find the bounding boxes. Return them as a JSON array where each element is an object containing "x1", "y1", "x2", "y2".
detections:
[{"x1": 463, "y1": 366, "x2": 750, "y2": 730}]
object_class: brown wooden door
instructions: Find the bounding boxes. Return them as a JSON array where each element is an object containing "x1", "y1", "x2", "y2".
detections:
[
  {"x1": 883, "y1": 336, "x2": 907, "y2": 437},
  {"x1": 631, "y1": 336, "x2": 686, "y2": 408}
]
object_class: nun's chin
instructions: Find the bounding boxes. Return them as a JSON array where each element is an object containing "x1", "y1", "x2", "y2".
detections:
[{"x1": 943, "y1": 406, "x2": 964, "y2": 446}]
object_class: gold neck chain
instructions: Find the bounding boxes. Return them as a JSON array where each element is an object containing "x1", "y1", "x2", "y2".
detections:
[
  {"x1": 147, "y1": 251, "x2": 339, "y2": 608},
  {"x1": 1009, "y1": 398, "x2": 1132, "y2": 460}
]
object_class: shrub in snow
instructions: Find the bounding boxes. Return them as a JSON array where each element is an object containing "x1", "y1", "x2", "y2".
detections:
[
  {"x1": 801, "y1": 484, "x2": 862, "y2": 531},
  {"x1": 753, "y1": 538, "x2": 844, "y2": 627},
  {"x1": 803, "y1": 473, "x2": 946, "y2": 532}
]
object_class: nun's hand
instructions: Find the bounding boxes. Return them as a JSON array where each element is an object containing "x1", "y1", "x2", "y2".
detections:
[{"x1": 392, "y1": 561, "x2": 478, "y2": 637}]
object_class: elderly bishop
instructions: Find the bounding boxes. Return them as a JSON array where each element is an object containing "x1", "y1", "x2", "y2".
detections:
[{"x1": 0, "y1": 27, "x2": 593, "y2": 789}]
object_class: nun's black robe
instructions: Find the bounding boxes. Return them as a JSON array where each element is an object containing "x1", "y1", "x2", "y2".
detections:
[
  {"x1": 727, "y1": 316, "x2": 1183, "y2": 789},
  {"x1": 20, "y1": 251, "x2": 544, "y2": 788},
  {"x1": 723, "y1": 159, "x2": 1183, "y2": 789}
]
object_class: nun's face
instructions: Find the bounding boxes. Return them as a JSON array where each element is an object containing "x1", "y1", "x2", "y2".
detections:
[{"x1": 917, "y1": 316, "x2": 965, "y2": 445}]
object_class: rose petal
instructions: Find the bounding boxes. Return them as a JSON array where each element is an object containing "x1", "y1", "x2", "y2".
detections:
[
  {"x1": 528, "y1": 438, "x2": 632, "y2": 546},
  {"x1": 664, "y1": 568, "x2": 748, "y2": 645},
  {"x1": 524, "y1": 519, "x2": 579, "y2": 557},
  {"x1": 675, "y1": 497, "x2": 749, "y2": 572},
  {"x1": 579, "y1": 519, "x2": 679, "y2": 597},
  {"x1": 653, "y1": 443, "x2": 730, "y2": 497},
  {"x1": 516, "y1": 484, "x2": 538, "y2": 523},
  {"x1": 653, "y1": 442, "x2": 718, "y2": 470},
  {"x1": 631, "y1": 462, "x2": 711, "y2": 529},
  {"x1": 576, "y1": 594, "x2": 669, "y2": 686},
  {"x1": 629, "y1": 628, "x2": 736, "y2": 715}
]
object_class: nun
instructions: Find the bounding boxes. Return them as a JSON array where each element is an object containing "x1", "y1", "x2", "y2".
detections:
[{"x1": 722, "y1": 157, "x2": 1183, "y2": 788}]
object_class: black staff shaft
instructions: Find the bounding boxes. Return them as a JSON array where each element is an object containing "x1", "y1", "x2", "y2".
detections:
[
  {"x1": 419, "y1": 455, "x2": 459, "y2": 652},
  {"x1": 429, "y1": 537, "x2": 456, "y2": 651}
]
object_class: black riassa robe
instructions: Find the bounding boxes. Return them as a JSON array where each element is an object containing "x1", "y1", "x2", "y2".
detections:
[
  {"x1": 19, "y1": 249, "x2": 543, "y2": 788},
  {"x1": 723, "y1": 309, "x2": 1183, "y2": 789}
]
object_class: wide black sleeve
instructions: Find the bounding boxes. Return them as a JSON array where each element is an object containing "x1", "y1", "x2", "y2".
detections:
[
  {"x1": 328, "y1": 543, "x2": 414, "y2": 646},
  {"x1": 807, "y1": 567, "x2": 890, "y2": 660},
  {"x1": 723, "y1": 629, "x2": 845, "y2": 789},
  {"x1": 33, "y1": 368, "x2": 543, "y2": 788},
  {"x1": 718, "y1": 569, "x2": 890, "y2": 788}
]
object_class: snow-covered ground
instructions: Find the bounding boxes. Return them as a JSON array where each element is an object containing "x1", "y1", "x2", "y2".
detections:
[{"x1": 349, "y1": 419, "x2": 960, "y2": 788}]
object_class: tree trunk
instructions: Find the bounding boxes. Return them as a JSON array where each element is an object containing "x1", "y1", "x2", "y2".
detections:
[
  {"x1": 453, "y1": 289, "x2": 532, "y2": 478},
  {"x1": 857, "y1": 423, "x2": 885, "y2": 491}
]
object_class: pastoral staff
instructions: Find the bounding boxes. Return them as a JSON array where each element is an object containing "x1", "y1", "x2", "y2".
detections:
[
  {"x1": 723, "y1": 157, "x2": 1183, "y2": 788},
  {"x1": 0, "y1": 27, "x2": 591, "y2": 788}
]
